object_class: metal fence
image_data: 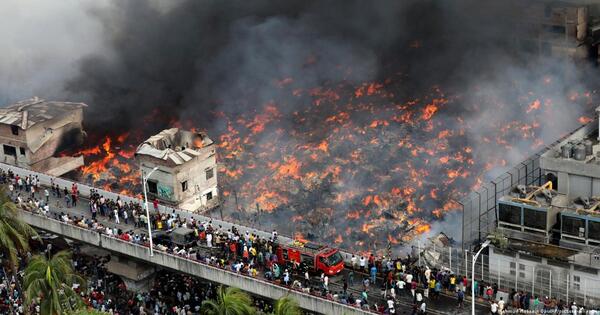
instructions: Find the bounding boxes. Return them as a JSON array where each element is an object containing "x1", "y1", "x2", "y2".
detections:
[
  {"x1": 460, "y1": 154, "x2": 543, "y2": 249},
  {"x1": 460, "y1": 123, "x2": 594, "y2": 250},
  {"x1": 420, "y1": 245, "x2": 600, "y2": 307}
]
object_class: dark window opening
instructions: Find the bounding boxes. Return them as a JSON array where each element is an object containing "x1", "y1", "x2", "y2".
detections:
[
  {"x1": 544, "y1": 25, "x2": 566, "y2": 35},
  {"x1": 588, "y1": 221, "x2": 600, "y2": 241},
  {"x1": 19, "y1": 147, "x2": 25, "y2": 155},
  {"x1": 3, "y1": 145, "x2": 16, "y2": 157},
  {"x1": 498, "y1": 203, "x2": 521, "y2": 225},
  {"x1": 181, "y1": 181, "x2": 188, "y2": 192},
  {"x1": 523, "y1": 207, "x2": 546, "y2": 230},
  {"x1": 206, "y1": 168, "x2": 214, "y2": 180},
  {"x1": 206, "y1": 191, "x2": 213, "y2": 200},
  {"x1": 10, "y1": 125, "x2": 18, "y2": 136},
  {"x1": 544, "y1": 5, "x2": 552, "y2": 18},
  {"x1": 546, "y1": 173, "x2": 557, "y2": 191},
  {"x1": 147, "y1": 181, "x2": 158, "y2": 194},
  {"x1": 562, "y1": 216, "x2": 586, "y2": 237}
]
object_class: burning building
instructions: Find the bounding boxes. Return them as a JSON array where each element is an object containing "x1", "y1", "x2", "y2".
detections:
[
  {"x1": 0, "y1": 97, "x2": 86, "y2": 176},
  {"x1": 135, "y1": 128, "x2": 218, "y2": 212}
]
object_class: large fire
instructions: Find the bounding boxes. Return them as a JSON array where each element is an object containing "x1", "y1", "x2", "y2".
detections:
[{"x1": 69, "y1": 72, "x2": 597, "y2": 253}]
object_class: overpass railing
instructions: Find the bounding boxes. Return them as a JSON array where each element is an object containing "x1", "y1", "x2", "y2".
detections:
[{"x1": 18, "y1": 208, "x2": 375, "y2": 315}]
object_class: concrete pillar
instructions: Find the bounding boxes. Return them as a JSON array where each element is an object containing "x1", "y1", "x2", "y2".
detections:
[{"x1": 577, "y1": 7, "x2": 588, "y2": 42}]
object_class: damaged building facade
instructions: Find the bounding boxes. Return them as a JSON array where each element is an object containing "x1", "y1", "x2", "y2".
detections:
[
  {"x1": 516, "y1": 1, "x2": 600, "y2": 62},
  {"x1": 135, "y1": 128, "x2": 218, "y2": 213},
  {"x1": 0, "y1": 97, "x2": 86, "y2": 176}
]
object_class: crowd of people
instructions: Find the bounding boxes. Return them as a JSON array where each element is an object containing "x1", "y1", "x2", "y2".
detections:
[
  {"x1": 6, "y1": 167, "x2": 600, "y2": 314},
  {"x1": 70, "y1": 249, "x2": 278, "y2": 314}
]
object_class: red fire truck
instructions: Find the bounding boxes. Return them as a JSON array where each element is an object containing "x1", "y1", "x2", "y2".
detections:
[{"x1": 275, "y1": 240, "x2": 344, "y2": 276}]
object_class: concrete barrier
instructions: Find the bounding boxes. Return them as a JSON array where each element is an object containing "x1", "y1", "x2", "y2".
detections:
[
  {"x1": 18, "y1": 210, "x2": 368, "y2": 315},
  {"x1": 19, "y1": 210, "x2": 101, "y2": 246},
  {"x1": 1, "y1": 162, "x2": 362, "y2": 264}
]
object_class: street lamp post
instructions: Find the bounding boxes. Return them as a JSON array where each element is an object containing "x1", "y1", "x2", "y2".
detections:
[
  {"x1": 472, "y1": 239, "x2": 491, "y2": 315},
  {"x1": 142, "y1": 166, "x2": 159, "y2": 257}
]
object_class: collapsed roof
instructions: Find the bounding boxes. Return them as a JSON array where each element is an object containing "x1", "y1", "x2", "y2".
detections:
[
  {"x1": 0, "y1": 97, "x2": 86, "y2": 130},
  {"x1": 135, "y1": 128, "x2": 214, "y2": 166}
]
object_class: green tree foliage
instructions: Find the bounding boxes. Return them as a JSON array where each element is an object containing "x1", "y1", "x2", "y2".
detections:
[
  {"x1": 0, "y1": 188, "x2": 36, "y2": 269},
  {"x1": 272, "y1": 295, "x2": 302, "y2": 315},
  {"x1": 24, "y1": 250, "x2": 85, "y2": 315},
  {"x1": 201, "y1": 285, "x2": 255, "y2": 315}
]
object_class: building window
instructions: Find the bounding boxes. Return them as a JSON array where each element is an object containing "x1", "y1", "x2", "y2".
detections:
[
  {"x1": 519, "y1": 264, "x2": 526, "y2": 271},
  {"x1": 181, "y1": 181, "x2": 188, "y2": 192},
  {"x1": 206, "y1": 191, "x2": 213, "y2": 200},
  {"x1": 573, "y1": 275, "x2": 581, "y2": 290},
  {"x1": 519, "y1": 272, "x2": 526, "y2": 278},
  {"x1": 206, "y1": 168, "x2": 214, "y2": 180},
  {"x1": 10, "y1": 125, "x2": 18, "y2": 136},
  {"x1": 19, "y1": 147, "x2": 25, "y2": 155},
  {"x1": 509, "y1": 261, "x2": 516, "y2": 276},
  {"x1": 3, "y1": 145, "x2": 16, "y2": 157},
  {"x1": 147, "y1": 181, "x2": 158, "y2": 194}
]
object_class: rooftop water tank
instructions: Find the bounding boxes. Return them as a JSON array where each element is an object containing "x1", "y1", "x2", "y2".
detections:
[
  {"x1": 584, "y1": 139, "x2": 593, "y2": 156},
  {"x1": 574, "y1": 144, "x2": 587, "y2": 161},
  {"x1": 561, "y1": 143, "x2": 573, "y2": 158}
]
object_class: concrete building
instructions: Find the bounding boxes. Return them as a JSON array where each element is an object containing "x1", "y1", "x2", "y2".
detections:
[
  {"x1": 489, "y1": 110, "x2": 600, "y2": 305},
  {"x1": 516, "y1": 1, "x2": 600, "y2": 62},
  {"x1": 135, "y1": 128, "x2": 218, "y2": 212},
  {"x1": 0, "y1": 97, "x2": 86, "y2": 176}
]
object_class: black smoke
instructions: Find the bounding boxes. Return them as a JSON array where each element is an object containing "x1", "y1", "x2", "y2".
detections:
[
  {"x1": 65, "y1": 0, "x2": 558, "y2": 134},
  {"x1": 4, "y1": 0, "x2": 599, "y2": 248}
]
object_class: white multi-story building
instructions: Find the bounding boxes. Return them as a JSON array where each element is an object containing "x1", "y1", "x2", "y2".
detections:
[{"x1": 135, "y1": 128, "x2": 218, "y2": 212}]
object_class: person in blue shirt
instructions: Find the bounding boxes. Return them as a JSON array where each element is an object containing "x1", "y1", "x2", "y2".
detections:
[{"x1": 370, "y1": 265, "x2": 377, "y2": 284}]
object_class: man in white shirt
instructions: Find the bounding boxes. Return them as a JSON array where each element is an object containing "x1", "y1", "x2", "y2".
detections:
[
  {"x1": 359, "y1": 256, "x2": 366, "y2": 272},
  {"x1": 571, "y1": 302, "x2": 578, "y2": 315},
  {"x1": 206, "y1": 233, "x2": 213, "y2": 248},
  {"x1": 397, "y1": 279, "x2": 406, "y2": 292},
  {"x1": 386, "y1": 298, "x2": 394, "y2": 311},
  {"x1": 490, "y1": 301, "x2": 499, "y2": 314},
  {"x1": 415, "y1": 291, "x2": 423, "y2": 303}
]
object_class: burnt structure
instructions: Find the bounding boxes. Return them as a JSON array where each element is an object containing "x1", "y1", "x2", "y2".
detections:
[
  {"x1": 135, "y1": 128, "x2": 218, "y2": 212},
  {"x1": 0, "y1": 97, "x2": 86, "y2": 176},
  {"x1": 517, "y1": 1, "x2": 600, "y2": 62},
  {"x1": 462, "y1": 0, "x2": 600, "y2": 249}
]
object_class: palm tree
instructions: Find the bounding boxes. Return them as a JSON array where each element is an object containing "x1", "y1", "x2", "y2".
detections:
[
  {"x1": 0, "y1": 187, "x2": 37, "y2": 269},
  {"x1": 201, "y1": 285, "x2": 255, "y2": 315},
  {"x1": 23, "y1": 250, "x2": 85, "y2": 315},
  {"x1": 272, "y1": 296, "x2": 301, "y2": 315},
  {"x1": 68, "y1": 309, "x2": 108, "y2": 315}
]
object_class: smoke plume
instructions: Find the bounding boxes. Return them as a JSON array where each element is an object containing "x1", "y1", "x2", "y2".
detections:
[{"x1": 2, "y1": 0, "x2": 599, "y2": 249}]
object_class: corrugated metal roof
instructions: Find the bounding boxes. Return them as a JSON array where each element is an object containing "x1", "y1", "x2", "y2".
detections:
[
  {"x1": 0, "y1": 97, "x2": 86, "y2": 130},
  {"x1": 135, "y1": 128, "x2": 214, "y2": 166}
]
